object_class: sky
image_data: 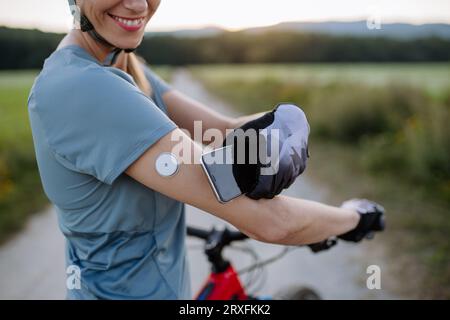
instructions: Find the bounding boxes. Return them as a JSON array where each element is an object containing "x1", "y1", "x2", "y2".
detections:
[{"x1": 0, "y1": 0, "x2": 449, "y2": 33}]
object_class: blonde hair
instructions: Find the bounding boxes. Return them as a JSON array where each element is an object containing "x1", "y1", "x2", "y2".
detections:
[{"x1": 126, "y1": 52, "x2": 152, "y2": 97}]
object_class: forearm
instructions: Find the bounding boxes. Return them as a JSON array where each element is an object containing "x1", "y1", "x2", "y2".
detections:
[
  {"x1": 201, "y1": 111, "x2": 267, "y2": 148},
  {"x1": 204, "y1": 110, "x2": 268, "y2": 147},
  {"x1": 215, "y1": 194, "x2": 359, "y2": 245},
  {"x1": 266, "y1": 196, "x2": 359, "y2": 244},
  {"x1": 231, "y1": 111, "x2": 267, "y2": 129},
  {"x1": 163, "y1": 90, "x2": 236, "y2": 147},
  {"x1": 164, "y1": 89, "x2": 269, "y2": 147},
  {"x1": 127, "y1": 127, "x2": 358, "y2": 246}
]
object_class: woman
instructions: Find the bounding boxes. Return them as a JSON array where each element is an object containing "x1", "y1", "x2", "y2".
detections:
[{"x1": 28, "y1": 0, "x2": 384, "y2": 299}]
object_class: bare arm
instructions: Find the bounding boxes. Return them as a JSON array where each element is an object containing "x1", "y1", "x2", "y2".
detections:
[
  {"x1": 163, "y1": 89, "x2": 269, "y2": 147},
  {"x1": 125, "y1": 128, "x2": 359, "y2": 245},
  {"x1": 163, "y1": 90, "x2": 235, "y2": 146},
  {"x1": 231, "y1": 111, "x2": 267, "y2": 128}
]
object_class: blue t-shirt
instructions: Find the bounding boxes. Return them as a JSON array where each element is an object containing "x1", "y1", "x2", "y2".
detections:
[{"x1": 27, "y1": 45, "x2": 191, "y2": 299}]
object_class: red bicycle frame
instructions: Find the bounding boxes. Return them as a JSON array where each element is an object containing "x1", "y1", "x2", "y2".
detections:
[
  {"x1": 195, "y1": 264, "x2": 248, "y2": 300},
  {"x1": 187, "y1": 225, "x2": 337, "y2": 300}
]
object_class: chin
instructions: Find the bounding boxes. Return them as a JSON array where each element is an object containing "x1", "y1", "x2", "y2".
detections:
[{"x1": 115, "y1": 39, "x2": 142, "y2": 50}]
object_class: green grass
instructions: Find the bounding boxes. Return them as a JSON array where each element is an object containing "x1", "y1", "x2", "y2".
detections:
[
  {"x1": 191, "y1": 63, "x2": 450, "y2": 98},
  {"x1": 0, "y1": 67, "x2": 173, "y2": 244},
  {"x1": 189, "y1": 63, "x2": 450, "y2": 298},
  {"x1": 0, "y1": 70, "x2": 47, "y2": 243}
]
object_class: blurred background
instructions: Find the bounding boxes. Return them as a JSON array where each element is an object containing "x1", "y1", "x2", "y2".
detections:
[{"x1": 0, "y1": 0, "x2": 449, "y2": 299}]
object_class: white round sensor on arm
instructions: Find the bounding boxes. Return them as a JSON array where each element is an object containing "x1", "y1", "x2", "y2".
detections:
[{"x1": 155, "y1": 152, "x2": 179, "y2": 177}]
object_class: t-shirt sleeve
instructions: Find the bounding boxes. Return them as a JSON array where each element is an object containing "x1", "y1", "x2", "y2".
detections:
[{"x1": 35, "y1": 66, "x2": 177, "y2": 185}]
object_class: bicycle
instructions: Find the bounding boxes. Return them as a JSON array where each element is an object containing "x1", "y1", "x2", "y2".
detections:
[{"x1": 187, "y1": 225, "x2": 340, "y2": 300}]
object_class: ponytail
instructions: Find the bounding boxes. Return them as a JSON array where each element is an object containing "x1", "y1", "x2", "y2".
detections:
[{"x1": 126, "y1": 52, "x2": 152, "y2": 97}]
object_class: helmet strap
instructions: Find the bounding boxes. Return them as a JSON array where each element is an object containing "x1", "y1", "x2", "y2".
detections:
[
  {"x1": 104, "y1": 48, "x2": 123, "y2": 66},
  {"x1": 70, "y1": 0, "x2": 137, "y2": 66}
]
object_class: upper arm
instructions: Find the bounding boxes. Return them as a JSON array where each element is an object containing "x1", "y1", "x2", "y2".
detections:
[
  {"x1": 125, "y1": 127, "x2": 265, "y2": 238},
  {"x1": 35, "y1": 66, "x2": 177, "y2": 185}
]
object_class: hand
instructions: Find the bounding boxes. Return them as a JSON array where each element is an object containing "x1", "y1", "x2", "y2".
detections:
[
  {"x1": 338, "y1": 199, "x2": 385, "y2": 242},
  {"x1": 224, "y1": 103, "x2": 310, "y2": 199}
]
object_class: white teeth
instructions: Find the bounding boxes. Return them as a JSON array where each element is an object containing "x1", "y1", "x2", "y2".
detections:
[{"x1": 112, "y1": 16, "x2": 143, "y2": 27}]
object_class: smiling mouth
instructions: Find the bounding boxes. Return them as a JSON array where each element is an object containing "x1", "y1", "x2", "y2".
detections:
[{"x1": 108, "y1": 13, "x2": 146, "y2": 29}]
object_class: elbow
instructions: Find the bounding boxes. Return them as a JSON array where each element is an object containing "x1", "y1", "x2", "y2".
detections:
[
  {"x1": 255, "y1": 226, "x2": 291, "y2": 244},
  {"x1": 250, "y1": 198, "x2": 313, "y2": 245},
  {"x1": 257, "y1": 224, "x2": 310, "y2": 245},
  {"x1": 251, "y1": 202, "x2": 295, "y2": 244}
]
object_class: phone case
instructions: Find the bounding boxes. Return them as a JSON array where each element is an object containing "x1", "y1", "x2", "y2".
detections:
[{"x1": 200, "y1": 154, "x2": 241, "y2": 204}]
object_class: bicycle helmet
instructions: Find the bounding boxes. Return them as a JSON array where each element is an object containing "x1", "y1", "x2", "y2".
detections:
[{"x1": 68, "y1": 0, "x2": 137, "y2": 65}]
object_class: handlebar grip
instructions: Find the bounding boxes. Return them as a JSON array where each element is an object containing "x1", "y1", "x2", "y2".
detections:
[{"x1": 228, "y1": 230, "x2": 248, "y2": 241}]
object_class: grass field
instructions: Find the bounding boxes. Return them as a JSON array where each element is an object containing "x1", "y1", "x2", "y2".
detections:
[
  {"x1": 189, "y1": 63, "x2": 450, "y2": 298},
  {"x1": 190, "y1": 63, "x2": 450, "y2": 96}
]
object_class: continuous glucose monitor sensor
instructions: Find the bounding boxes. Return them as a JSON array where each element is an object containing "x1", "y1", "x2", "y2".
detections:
[{"x1": 155, "y1": 152, "x2": 179, "y2": 177}]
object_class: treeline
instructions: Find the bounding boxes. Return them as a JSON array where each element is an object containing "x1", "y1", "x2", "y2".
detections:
[
  {"x1": 139, "y1": 32, "x2": 450, "y2": 65},
  {"x1": 1, "y1": 26, "x2": 450, "y2": 69},
  {"x1": 0, "y1": 27, "x2": 63, "y2": 69}
]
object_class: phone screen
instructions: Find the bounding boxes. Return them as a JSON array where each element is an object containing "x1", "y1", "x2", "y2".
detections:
[{"x1": 201, "y1": 145, "x2": 242, "y2": 203}]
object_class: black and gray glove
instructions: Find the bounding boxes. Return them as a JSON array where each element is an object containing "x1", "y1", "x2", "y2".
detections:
[
  {"x1": 224, "y1": 103, "x2": 310, "y2": 200},
  {"x1": 338, "y1": 199, "x2": 386, "y2": 242}
]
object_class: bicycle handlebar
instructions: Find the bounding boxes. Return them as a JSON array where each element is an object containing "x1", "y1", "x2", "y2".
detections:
[
  {"x1": 187, "y1": 226, "x2": 248, "y2": 242},
  {"x1": 187, "y1": 225, "x2": 337, "y2": 253},
  {"x1": 186, "y1": 226, "x2": 210, "y2": 240}
]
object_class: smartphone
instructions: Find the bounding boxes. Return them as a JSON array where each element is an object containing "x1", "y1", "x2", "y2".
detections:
[{"x1": 200, "y1": 145, "x2": 243, "y2": 203}]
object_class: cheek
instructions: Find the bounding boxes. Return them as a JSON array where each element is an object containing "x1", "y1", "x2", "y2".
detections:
[
  {"x1": 149, "y1": 0, "x2": 161, "y2": 13},
  {"x1": 94, "y1": 0, "x2": 122, "y2": 12},
  {"x1": 91, "y1": 0, "x2": 121, "y2": 24}
]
